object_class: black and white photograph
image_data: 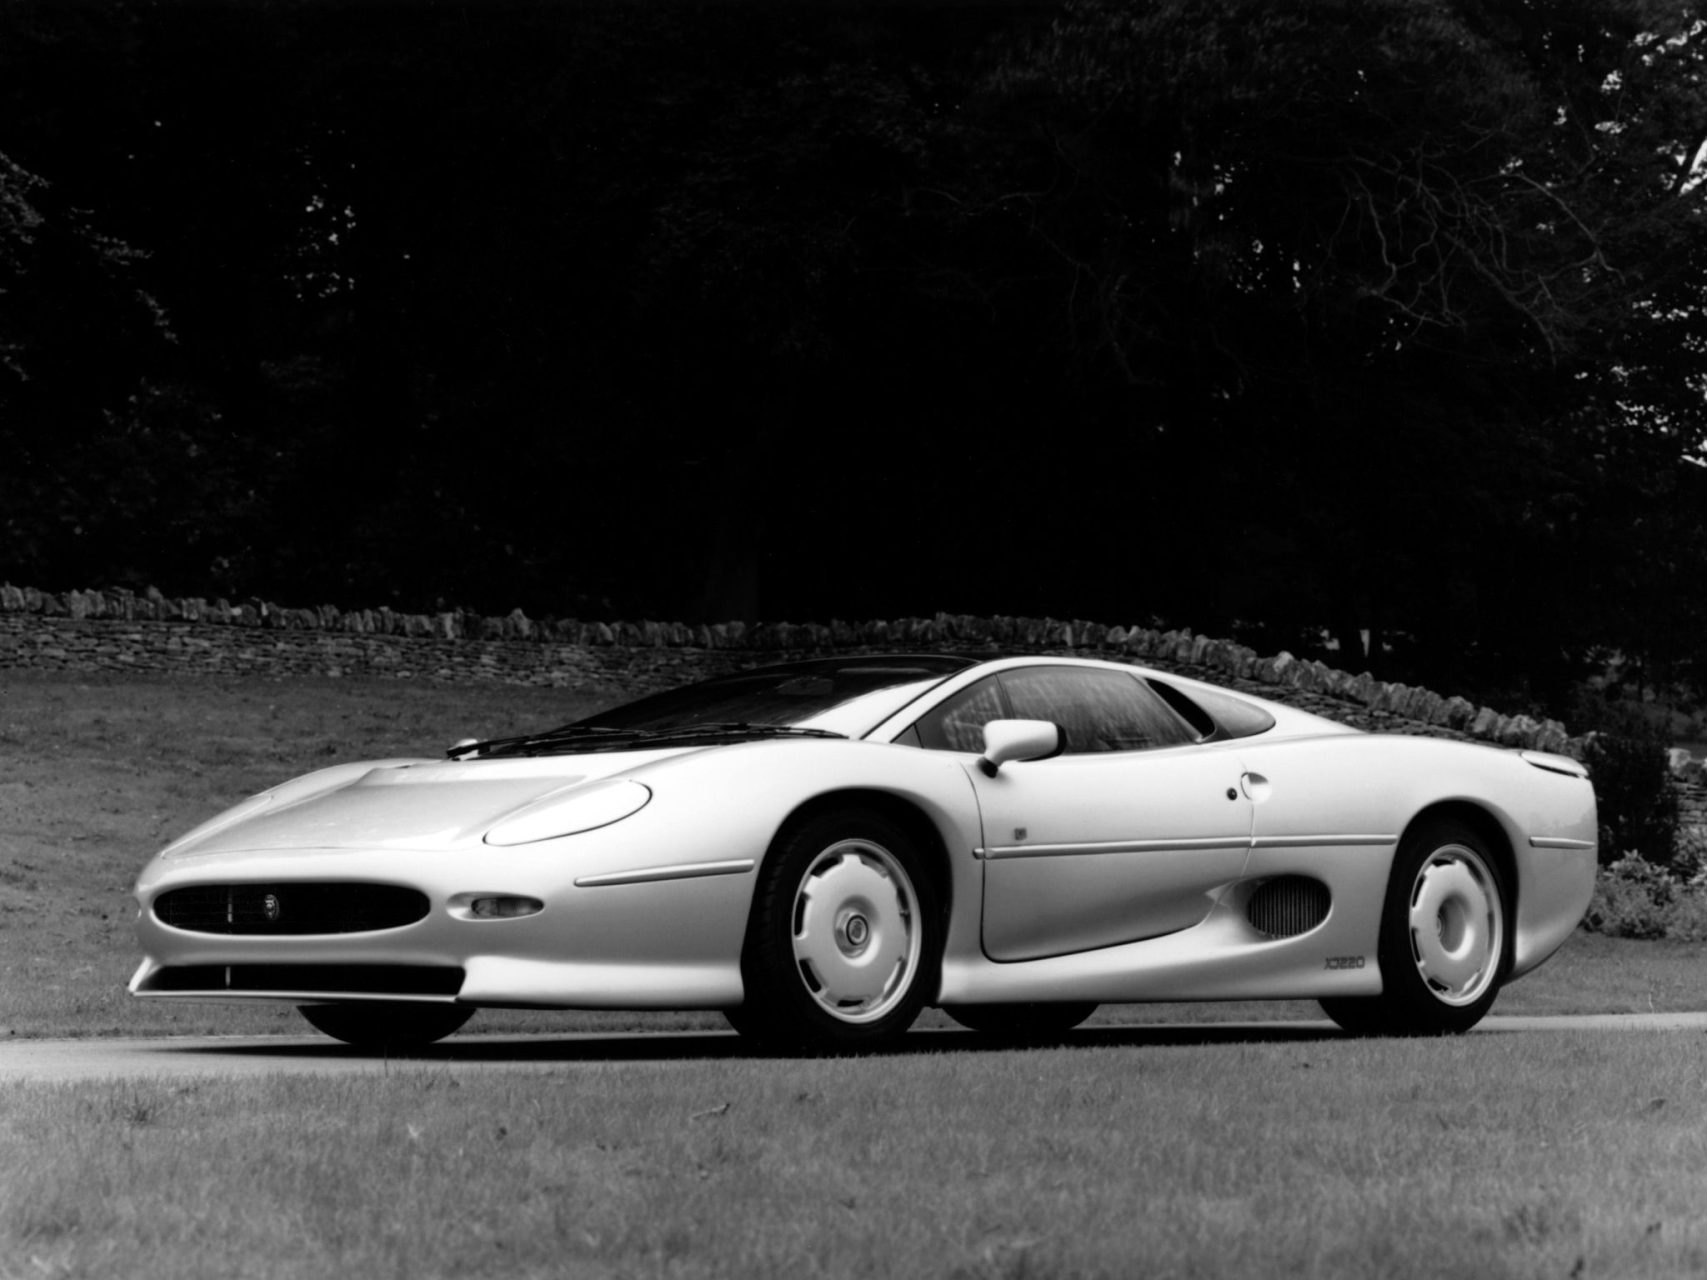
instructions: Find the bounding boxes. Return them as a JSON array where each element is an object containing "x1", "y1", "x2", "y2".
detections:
[{"x1": 3, "y1": 1, "x2": 1706, "y2": 1276}]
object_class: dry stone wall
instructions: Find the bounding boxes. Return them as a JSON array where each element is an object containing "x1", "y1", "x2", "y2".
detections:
[
  {"x1": 0, "y1": 582, "x2": 1583, "y2": 754},
  {"x1": 1666, "y1": 751, "x2": 1707, "y2": 832}
]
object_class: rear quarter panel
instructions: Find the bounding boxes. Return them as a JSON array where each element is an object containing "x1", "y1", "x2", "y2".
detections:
[{"x1": 1231, "y1": 733, "x2": 1596, "y2": 978}]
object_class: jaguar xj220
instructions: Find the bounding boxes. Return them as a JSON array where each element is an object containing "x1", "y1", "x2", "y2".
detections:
[{"x1": 129, "y1": 654, "x2": 1598, "y2": 1050}]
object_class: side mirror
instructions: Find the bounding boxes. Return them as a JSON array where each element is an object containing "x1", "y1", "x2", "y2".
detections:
[{"x1": 977, "y1": 719, "x2": 1062, "y2": 777}]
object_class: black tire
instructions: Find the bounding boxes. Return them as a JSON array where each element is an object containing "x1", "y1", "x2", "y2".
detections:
[
  {"x1": 1315, "y1": 996, "x2": 1393, "y2": 1036},
  {"x1": 720, "y1": 1003, "x2": 762, "y2": 1037},
  {"x1": 298, "y1": 1002, "x2": 474, "y2": 1048},
  {"x1": 735, "y1": 806, "x2": 942, "y2": 1054},
  {"x1": 944, "y1": 1002, "x2": 1097, "y2": 1042},
  {"x1": 1320, "y1": 818, "x2": 1509, "y2": 1036}
]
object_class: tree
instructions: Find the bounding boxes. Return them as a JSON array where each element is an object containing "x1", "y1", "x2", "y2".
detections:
[
  {"x1": 0, "y1": 145, "x2": 179, "y2": 583},
  {"x1": 5, "y1": 0, "x2": 1707, "y2": 680},
  {"x1": 936, "y1": 0, "x2": 1707, "y2": 698}
]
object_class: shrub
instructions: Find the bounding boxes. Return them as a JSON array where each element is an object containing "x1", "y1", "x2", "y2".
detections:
[
  {"x1": 1673, "y1": 827, "x2": 1707, "y2": 885},
  {"x1": 1668, "y1": 890, "x2": 1707, "y2": 942},
  {"x1": 1580, "y1": 731, "x2": 1679, "y2": 866},
  {"x1": 1583, "y1": 855, "x2": 1676, "y2": 938},
  {"x1": 1582, "y1": 854, "x2": 1707, "y2": 941}
]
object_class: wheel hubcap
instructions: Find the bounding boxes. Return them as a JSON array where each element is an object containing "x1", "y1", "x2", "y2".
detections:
[
  {"x1": 1407, "y1": 843, "x2": 1502, "y2": 1007},
  {"x1": 791, "y1": 838, "x2": 921, "y2": 1024},
  {"x1": 838, "y1": 911, "x2": 870, "y2": 952}
]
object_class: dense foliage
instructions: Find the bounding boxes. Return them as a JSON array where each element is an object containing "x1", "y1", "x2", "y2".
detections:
[
  {"x1": 1582, "y1": 729, "x2": 1683, "y2": 864},
  {"x1": 4, "y1": 0, "x2": 1706, "y2": 710},
  {"x1": 1584, "y1": 853, "x2": 1707, "y2": 938}
]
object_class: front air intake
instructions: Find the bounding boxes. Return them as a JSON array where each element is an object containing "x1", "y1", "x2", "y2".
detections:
[
  {"x1": 1246, "y1": 876, "x2": 1330, "y2": 939},
  {"x1": 154, "y1": 884, "x2": 430, "y2": 935},
  {"x1": 144, "y1": 964, "x2": 464, "y2": 996}
]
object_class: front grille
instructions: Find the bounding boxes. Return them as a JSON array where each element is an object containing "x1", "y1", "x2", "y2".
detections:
[
  {"x1": 1246, "y1": 876, "x2": 1331, "y2": 939},
  {"x1": 154, "y1": 884, "x2": 430, "y2": 935},
  {"x1": 146, "y1": 964, "x2": 464, "y2": 996}
]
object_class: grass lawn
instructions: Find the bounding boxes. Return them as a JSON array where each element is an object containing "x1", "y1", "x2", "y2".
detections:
[
  {"x1": 0, "y1": 668, "x2": 1700, "y2": 1040},
  {"x1": 3, "y1": 1031, "x2": 1706, "y2": 1278}
]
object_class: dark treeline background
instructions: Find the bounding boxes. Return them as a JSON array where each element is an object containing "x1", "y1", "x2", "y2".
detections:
[{"x1": 5, "y1": 0, "x2": 1707, "y2": 713}]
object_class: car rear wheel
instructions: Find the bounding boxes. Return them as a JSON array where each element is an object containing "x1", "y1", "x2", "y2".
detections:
[
  {"x1": 1320, "y1": 818, "x2": 1508, "y2": 1036},
  {"x1": 735, "y1": 807, "x2": 941, "y2": 1053},
  {"x1": 944, "y1": 1002, "x2": 1097, "y2": 1042},
  {"x1": 297, "y1": 1002, "x2": 474, "y2": 1048}
]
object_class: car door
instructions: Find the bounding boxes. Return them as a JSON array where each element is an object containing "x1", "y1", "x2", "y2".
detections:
[{"x1": 916, "y1": 666, "x2": 1254, "y2": 962}]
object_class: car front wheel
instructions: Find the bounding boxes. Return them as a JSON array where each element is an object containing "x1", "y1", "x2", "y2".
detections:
[
  {"x1": 734, "y1": 807, "x2": 941, "y2": 1053},
  {"x1": 297, "y1": 1002, "x2": 474, "y2": 1048},
  {"x1": 1320, "y1": 818, "x2": 1508, "y2": 1036}
]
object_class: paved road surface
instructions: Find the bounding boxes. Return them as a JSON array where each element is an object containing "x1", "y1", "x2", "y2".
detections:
[{"x1": 2, "y1": 1013, "x2": 1703, "y2": 1081}]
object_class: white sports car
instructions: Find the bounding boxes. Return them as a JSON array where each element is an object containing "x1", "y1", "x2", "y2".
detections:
[{"x1": 130, "y1": 654, "x2": 1598, "y2": 1051}]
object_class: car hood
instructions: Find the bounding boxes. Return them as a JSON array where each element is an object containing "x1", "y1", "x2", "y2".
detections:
[{"x1": 161, "y1": 749, "x2": 695, "y2": 857}]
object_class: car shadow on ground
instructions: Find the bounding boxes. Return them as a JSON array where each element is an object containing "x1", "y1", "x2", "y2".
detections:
[{"x1": 167, "y1": 1020, "x2": 1351, "y2": 1066}]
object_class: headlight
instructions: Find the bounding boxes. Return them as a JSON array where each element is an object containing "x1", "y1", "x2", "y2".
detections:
[{"x1": 484, "y1": 779, "x2": 653, "y2": 846}]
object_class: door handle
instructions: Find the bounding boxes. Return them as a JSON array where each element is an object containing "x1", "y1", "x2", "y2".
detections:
[{"x1": 1240, "y1": 772, "x2": 1272, "y2": 802}]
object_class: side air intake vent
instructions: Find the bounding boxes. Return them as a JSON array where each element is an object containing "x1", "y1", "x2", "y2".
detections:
[{"x1": 1246, "y1": 876, "x2": 1330, "y2": 939}]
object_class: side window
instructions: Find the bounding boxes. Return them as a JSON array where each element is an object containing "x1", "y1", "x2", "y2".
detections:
[
  {"x1": 999, "y1": 667, "x2": 1196, "y2": 754},
  {"x1": 1143, "y1": 677, "x2": 1216, "y2": 738},
  {"x1": 912, "y1": 676, "x2": 1009, "y2": 752},
  {"x1": 1152, "y1": 679, "x2": 1276, "y2": 739}
]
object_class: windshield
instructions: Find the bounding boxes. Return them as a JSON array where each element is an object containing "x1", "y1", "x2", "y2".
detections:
[{"x1": 574, "y1": 655, "x2": 975, "y2": 737}]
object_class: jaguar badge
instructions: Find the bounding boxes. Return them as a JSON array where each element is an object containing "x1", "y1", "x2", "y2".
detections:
[{"x1": 262, "y1": 892, "x2": 282, "y2": 923}]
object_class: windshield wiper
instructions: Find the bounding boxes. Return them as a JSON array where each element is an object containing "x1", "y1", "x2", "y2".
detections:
[
  {"x1": 447, "y1": 725, "x2": 648, "y2": 759},
  {"x1": 652, "y1": 722, "x2": 845, "y2": 740},
  {"x1": 448, "y1": 722, "x2": 844, "y2": 760}
]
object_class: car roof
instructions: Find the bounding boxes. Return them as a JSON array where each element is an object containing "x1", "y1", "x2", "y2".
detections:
[
  {"x1": 849, "y1": 652, "x2": 1359, "y2": 743},
  {"x1": 733, "y1": 653, "x2": 982, "y2": 677}
]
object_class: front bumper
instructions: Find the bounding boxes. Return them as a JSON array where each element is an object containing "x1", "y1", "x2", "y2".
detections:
[{"x1": 130, "y1": 844, "x2": 755, "y2": 1009}]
